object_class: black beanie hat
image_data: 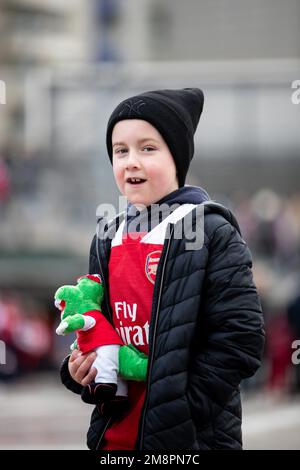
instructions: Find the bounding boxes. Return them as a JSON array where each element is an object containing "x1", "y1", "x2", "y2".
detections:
[{"x1": 106, "y1": 88, "x2": 204, "y2": 187}]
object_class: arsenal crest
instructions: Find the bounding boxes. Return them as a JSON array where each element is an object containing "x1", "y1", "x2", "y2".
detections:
[{"x1": 145, "y1": 250, "x2": 162, "y2": 284}]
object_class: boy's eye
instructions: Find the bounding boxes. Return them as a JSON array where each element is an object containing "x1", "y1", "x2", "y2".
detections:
[
  {"x1": 115, "y1": 148, "x2": 128, "y2": 155},
  {"x1": 114, "y1": 145, "x2": 156, "y2": 155}
]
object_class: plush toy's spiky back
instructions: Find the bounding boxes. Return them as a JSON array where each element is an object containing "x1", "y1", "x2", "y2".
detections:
[{"x1": 77, "y1": 276, "x2": 104, "y2": 305}]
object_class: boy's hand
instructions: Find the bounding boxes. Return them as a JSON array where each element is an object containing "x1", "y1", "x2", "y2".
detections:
[
  {"x1": 68, "y1": 349, "x2": 97, "y2": 386},
  {"x1": 56, "y1": 314, "x2": 85, "y2": 335},
  {"x1": 119, "y1": 344, "x2": 148, "y2": 381}
]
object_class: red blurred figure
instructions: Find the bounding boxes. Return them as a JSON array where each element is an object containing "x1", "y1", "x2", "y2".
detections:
[
  {"x1": 0, "y1": 292, "x2": 53, "y2": 380},
  {"x1": 265, "y1": 312, "x2": 293, "y2": 394},
  {"x1": 0, "y1": 157, "x2": 11, "y2": 204}
]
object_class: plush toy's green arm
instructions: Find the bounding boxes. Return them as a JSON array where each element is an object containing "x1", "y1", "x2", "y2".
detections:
[
  {"x1": 56, "y1": 314, "x2": 85, "y2": 335},
  {"x1": 70, "y1": 339, "x2": 78, "y2": 351},
  {"x1": 118, "y1": 344, "x2": 148, "y2": 381}
]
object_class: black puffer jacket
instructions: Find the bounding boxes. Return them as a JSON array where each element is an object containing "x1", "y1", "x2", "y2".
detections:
[{"x1": 61, "y1": 193, "x2": 265, "y2": 450}]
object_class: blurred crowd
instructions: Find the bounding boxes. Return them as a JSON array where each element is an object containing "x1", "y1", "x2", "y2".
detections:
[{"x1": 233, "y1": 189, "x2": 300, "y2": 396}]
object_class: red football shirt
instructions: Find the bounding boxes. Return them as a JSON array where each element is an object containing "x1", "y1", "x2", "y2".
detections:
[
  {"x1": 102, "y1": 231, "x2": 162, "y2": 450},
  {"x1": 101, "y1": 204, "x2": 196, "y2": 450}
]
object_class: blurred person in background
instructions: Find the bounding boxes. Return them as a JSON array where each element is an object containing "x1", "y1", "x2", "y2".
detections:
[
  {"x1": 0, "y1": 291, "x2": 53, "y2": 381},
  {"x1": 235, "y1": 190, "x2": 300, "y2": 397},
  {"x1": 287, "y1": 291, "x2": 300, "y2": 394},
  {"x1": 0, "y1": 155, "x2": 11, "y2": 218}
]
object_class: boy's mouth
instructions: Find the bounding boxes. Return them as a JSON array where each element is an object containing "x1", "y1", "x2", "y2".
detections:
[{"x1": 126, "y1": 177, "x2": 147, "y2": 185}]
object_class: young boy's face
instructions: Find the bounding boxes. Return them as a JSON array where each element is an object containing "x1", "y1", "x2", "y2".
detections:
[{"x1": 112, "y1": 119, "x2": 179, "y2": 207}]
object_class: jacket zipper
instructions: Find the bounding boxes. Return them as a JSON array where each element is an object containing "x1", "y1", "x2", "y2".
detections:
[
  {"x1": 95, "y1": 415, "x2": 112, "y2": 450},
  {"x1": 96, "y1": 232, "x2": 113, "y2": 323},
  {"x1": 137, "y1": 224, "x2": 174, "y2": 450}
]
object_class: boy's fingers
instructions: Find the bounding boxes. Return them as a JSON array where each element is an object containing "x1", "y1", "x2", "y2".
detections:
[
  {"x1": 69, "y1": 349, "x2": 80, "y2": 362},
  {"x1": 75, "y1": 353, "x2": 97, "y2": 380},
  {"x1": 79, "y1": 352, "x2": 97, "y2": 368},
  {"x1": 81, "y1": 367, "x2": 97, "y2": 387}
]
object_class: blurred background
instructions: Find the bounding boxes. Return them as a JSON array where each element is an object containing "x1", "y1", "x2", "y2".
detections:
[{"x1": 1, "y1": 0, "x2": 300, "y2": 450}]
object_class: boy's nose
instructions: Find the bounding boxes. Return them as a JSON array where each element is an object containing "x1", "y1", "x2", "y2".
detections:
[{"x1": 125, "y1": 151, "x2": 141, "y2": 169}]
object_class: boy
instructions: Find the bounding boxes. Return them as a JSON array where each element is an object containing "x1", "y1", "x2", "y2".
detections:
[{"x1": 60, "y1": 88, "x2": 265, "y2": 450}]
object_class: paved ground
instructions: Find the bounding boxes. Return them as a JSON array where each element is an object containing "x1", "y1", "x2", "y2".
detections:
[
  {"x1": 0, "y1": 373, "x2": 300, "y2": 450},
  {"x1": 242, "y1": 392, "x2": 300, "y2": 450}
]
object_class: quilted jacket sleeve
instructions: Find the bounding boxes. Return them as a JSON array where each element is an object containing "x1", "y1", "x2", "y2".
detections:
[
  {"x1": 60, "y1": 354, "x2": 83, "y2": 394},
  {"x1": 187, "y1": 219, "x2": 265, "y2": 427}
]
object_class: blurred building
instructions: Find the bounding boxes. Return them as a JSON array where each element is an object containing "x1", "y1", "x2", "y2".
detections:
[
  {"x1": 0, "y1": 0, "x2": 94, "y2": 291},
  {"x1": 0, "y1": 0, "x2": 91, "y2": 64},
  {"x1": 113, "y1": 0, "x2": 300, "y2": 62},
  {"x1": 0, "y1": 0, "x2": 92, "y2": 150},
  {"x1": 0, "y1": 0, "x2": 300, "y2": 292}
]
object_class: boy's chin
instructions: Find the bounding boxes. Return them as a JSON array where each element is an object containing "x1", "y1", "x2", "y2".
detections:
[
  {"x1": 127, "y1": 198, "x2": 150, "y2": 209},
  {"x1": 125, "y1": 193, "x2": 152, "y2": 208},
  {"x1": 126, "y1": 193, "x2": 166, "y2": 207},
  {"x1": 124, "y1": 186, "x2": 173, "y2": 207}
]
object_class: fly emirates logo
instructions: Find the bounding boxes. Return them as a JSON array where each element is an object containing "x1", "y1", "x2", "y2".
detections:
[{"x1": 114, "y1": 301, "x2": 149, "y2": 347}]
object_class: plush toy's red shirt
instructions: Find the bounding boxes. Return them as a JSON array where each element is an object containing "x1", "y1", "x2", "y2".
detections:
[
  {"x1": 77, "y1": 310, "x2": 123, "y2": 354},
  {"x1": 75, "y1": 275, "x2": 123, "y2": 353}
]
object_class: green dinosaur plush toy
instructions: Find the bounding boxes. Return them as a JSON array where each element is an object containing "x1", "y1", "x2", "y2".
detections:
[
  {"x1": 55, "y1": 274, "x2": 148, "y2": 405},
  {"x1": 55, "y1": 274, "x2": 105, "y2": 346}
]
